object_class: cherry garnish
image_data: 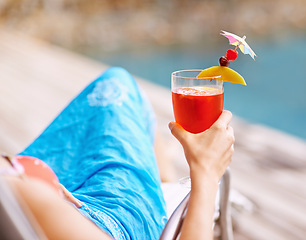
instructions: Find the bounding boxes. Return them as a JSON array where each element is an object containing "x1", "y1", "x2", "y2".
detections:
[
  {"x1": 219, "y1": 56, "x2": 229, "y2": 67},
  {"x1": 226, "y1": 49, "x2": 238, "y2": 61}
]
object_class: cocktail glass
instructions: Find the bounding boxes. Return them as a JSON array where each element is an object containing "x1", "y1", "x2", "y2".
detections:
[
  {"x1": 171, "y1": 70, "x2": 224, "y2": 134},
  {"x1": 161, "y1": 70, "x2": 225, "y2": 240}
]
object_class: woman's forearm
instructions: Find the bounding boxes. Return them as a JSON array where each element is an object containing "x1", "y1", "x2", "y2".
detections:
[{"x1": 179, "y1": 175, "x2": 219, "y2": 240}]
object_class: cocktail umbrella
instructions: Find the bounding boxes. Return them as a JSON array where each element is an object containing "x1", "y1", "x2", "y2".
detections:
[{"x1": 221, "y1": 30, "x2": 256, "y2": 60}]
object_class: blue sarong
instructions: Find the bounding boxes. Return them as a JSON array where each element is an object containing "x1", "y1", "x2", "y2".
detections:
[{"x1": 19, "y1": 67, "x2": 167, "y2": 240}]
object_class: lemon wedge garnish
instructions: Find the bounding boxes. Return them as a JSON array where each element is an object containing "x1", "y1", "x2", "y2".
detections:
[{"x1": 197, "y1": 66, "x2": 246, "y2": 85}]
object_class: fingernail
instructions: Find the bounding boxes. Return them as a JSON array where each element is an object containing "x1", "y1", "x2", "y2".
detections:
[{"x1": 168, "y1": 122, "x2": 174, "y2": 130}]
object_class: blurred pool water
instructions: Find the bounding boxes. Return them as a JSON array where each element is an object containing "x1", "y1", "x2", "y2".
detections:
[{"x1": 90, "y1": 34, "x2": 306, "y2": 140}]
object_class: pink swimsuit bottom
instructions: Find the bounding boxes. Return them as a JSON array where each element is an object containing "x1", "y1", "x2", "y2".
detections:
[{"x1": 0, "y1": 155, "x2": 61, "y2": 195}]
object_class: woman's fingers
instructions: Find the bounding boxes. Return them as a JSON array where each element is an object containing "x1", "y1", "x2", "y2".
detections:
[
  {"x1": 227, "y1": 125, "x2": 235, "y2": 142},
  {"x1": 57, "y1": 183, "x2": 82, "y2": 208},
  {"x1": 212, "y1": 110, "x2": 232, "y2": 129}
]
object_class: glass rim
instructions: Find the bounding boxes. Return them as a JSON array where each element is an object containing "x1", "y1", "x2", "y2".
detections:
[{"x1": 171, "y1": 69, "x2": 221, "y2": 80}]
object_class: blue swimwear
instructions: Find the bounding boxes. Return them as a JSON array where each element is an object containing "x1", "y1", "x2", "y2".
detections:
[{"x1": 19, "y1": 67, "x2": 167, "y2": 240}]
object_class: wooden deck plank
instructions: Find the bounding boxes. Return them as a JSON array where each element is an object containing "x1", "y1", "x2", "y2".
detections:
[{"x1": 1, "y1": 31, "x2": 306, "y2": 240}]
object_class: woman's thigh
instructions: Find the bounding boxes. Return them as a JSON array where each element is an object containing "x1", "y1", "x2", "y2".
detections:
[{"x1": 5, "y1": 176, "x2": 112, "y2": 240}]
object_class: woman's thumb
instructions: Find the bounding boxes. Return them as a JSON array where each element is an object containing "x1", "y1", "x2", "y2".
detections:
[{"x1": 168, "y1": 121, "x2": 188, "y2": 145}]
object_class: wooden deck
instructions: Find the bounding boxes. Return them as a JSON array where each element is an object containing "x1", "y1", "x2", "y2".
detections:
[{"x1": 1, "y1": 31, "x2": 306, "y2": 240}]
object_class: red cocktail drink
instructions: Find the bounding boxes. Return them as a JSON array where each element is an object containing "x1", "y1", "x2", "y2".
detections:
[
  {"x1": 171, "y1": 70, "x2": 224, "y2": 134},
  {"x1": 172, "y1": 87, "x2": 224, "y2": 133}
]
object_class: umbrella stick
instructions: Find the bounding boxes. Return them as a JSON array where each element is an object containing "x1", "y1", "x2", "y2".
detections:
[{"x1": 234, "y1": 36, "x2": 246, "y2": 51}]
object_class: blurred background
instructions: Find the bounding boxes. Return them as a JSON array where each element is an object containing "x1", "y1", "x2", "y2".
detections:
[{"x1": 1, "y1": 0, "x2": 306, "y2": 140}]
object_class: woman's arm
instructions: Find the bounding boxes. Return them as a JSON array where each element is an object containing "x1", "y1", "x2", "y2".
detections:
[{"x1": 169, "y1": 110, "x2": 234, "y2": 240}]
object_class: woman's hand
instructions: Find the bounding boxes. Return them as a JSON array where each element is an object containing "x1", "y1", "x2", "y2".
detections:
[
  {"x1": 57, "y1": 183, "x2": 82, "y2": 208},
  {"x1": 169, "y1": 110, "x2": 234, "y2": 184}
]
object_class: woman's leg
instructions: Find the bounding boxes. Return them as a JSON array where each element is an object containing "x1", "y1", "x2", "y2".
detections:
[
  {"x1": 19, "y1": 67, "x2": 167, "y2": 240},
  {"x1": 154, "y1": 130, "x2": 176, "y2": 182},
  {"x1": 3, "y1": 176, "x2": 112, "y2": 240}
]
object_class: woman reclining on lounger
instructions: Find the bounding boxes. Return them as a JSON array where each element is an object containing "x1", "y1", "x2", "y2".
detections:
[{"x1": 0, "y1": 67, "x2": 234, "y2": 240}]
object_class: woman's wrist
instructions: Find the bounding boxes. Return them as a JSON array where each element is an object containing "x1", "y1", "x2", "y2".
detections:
[{"x1": 190, "y1": 166, "x2": 220, "y2": 185}]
